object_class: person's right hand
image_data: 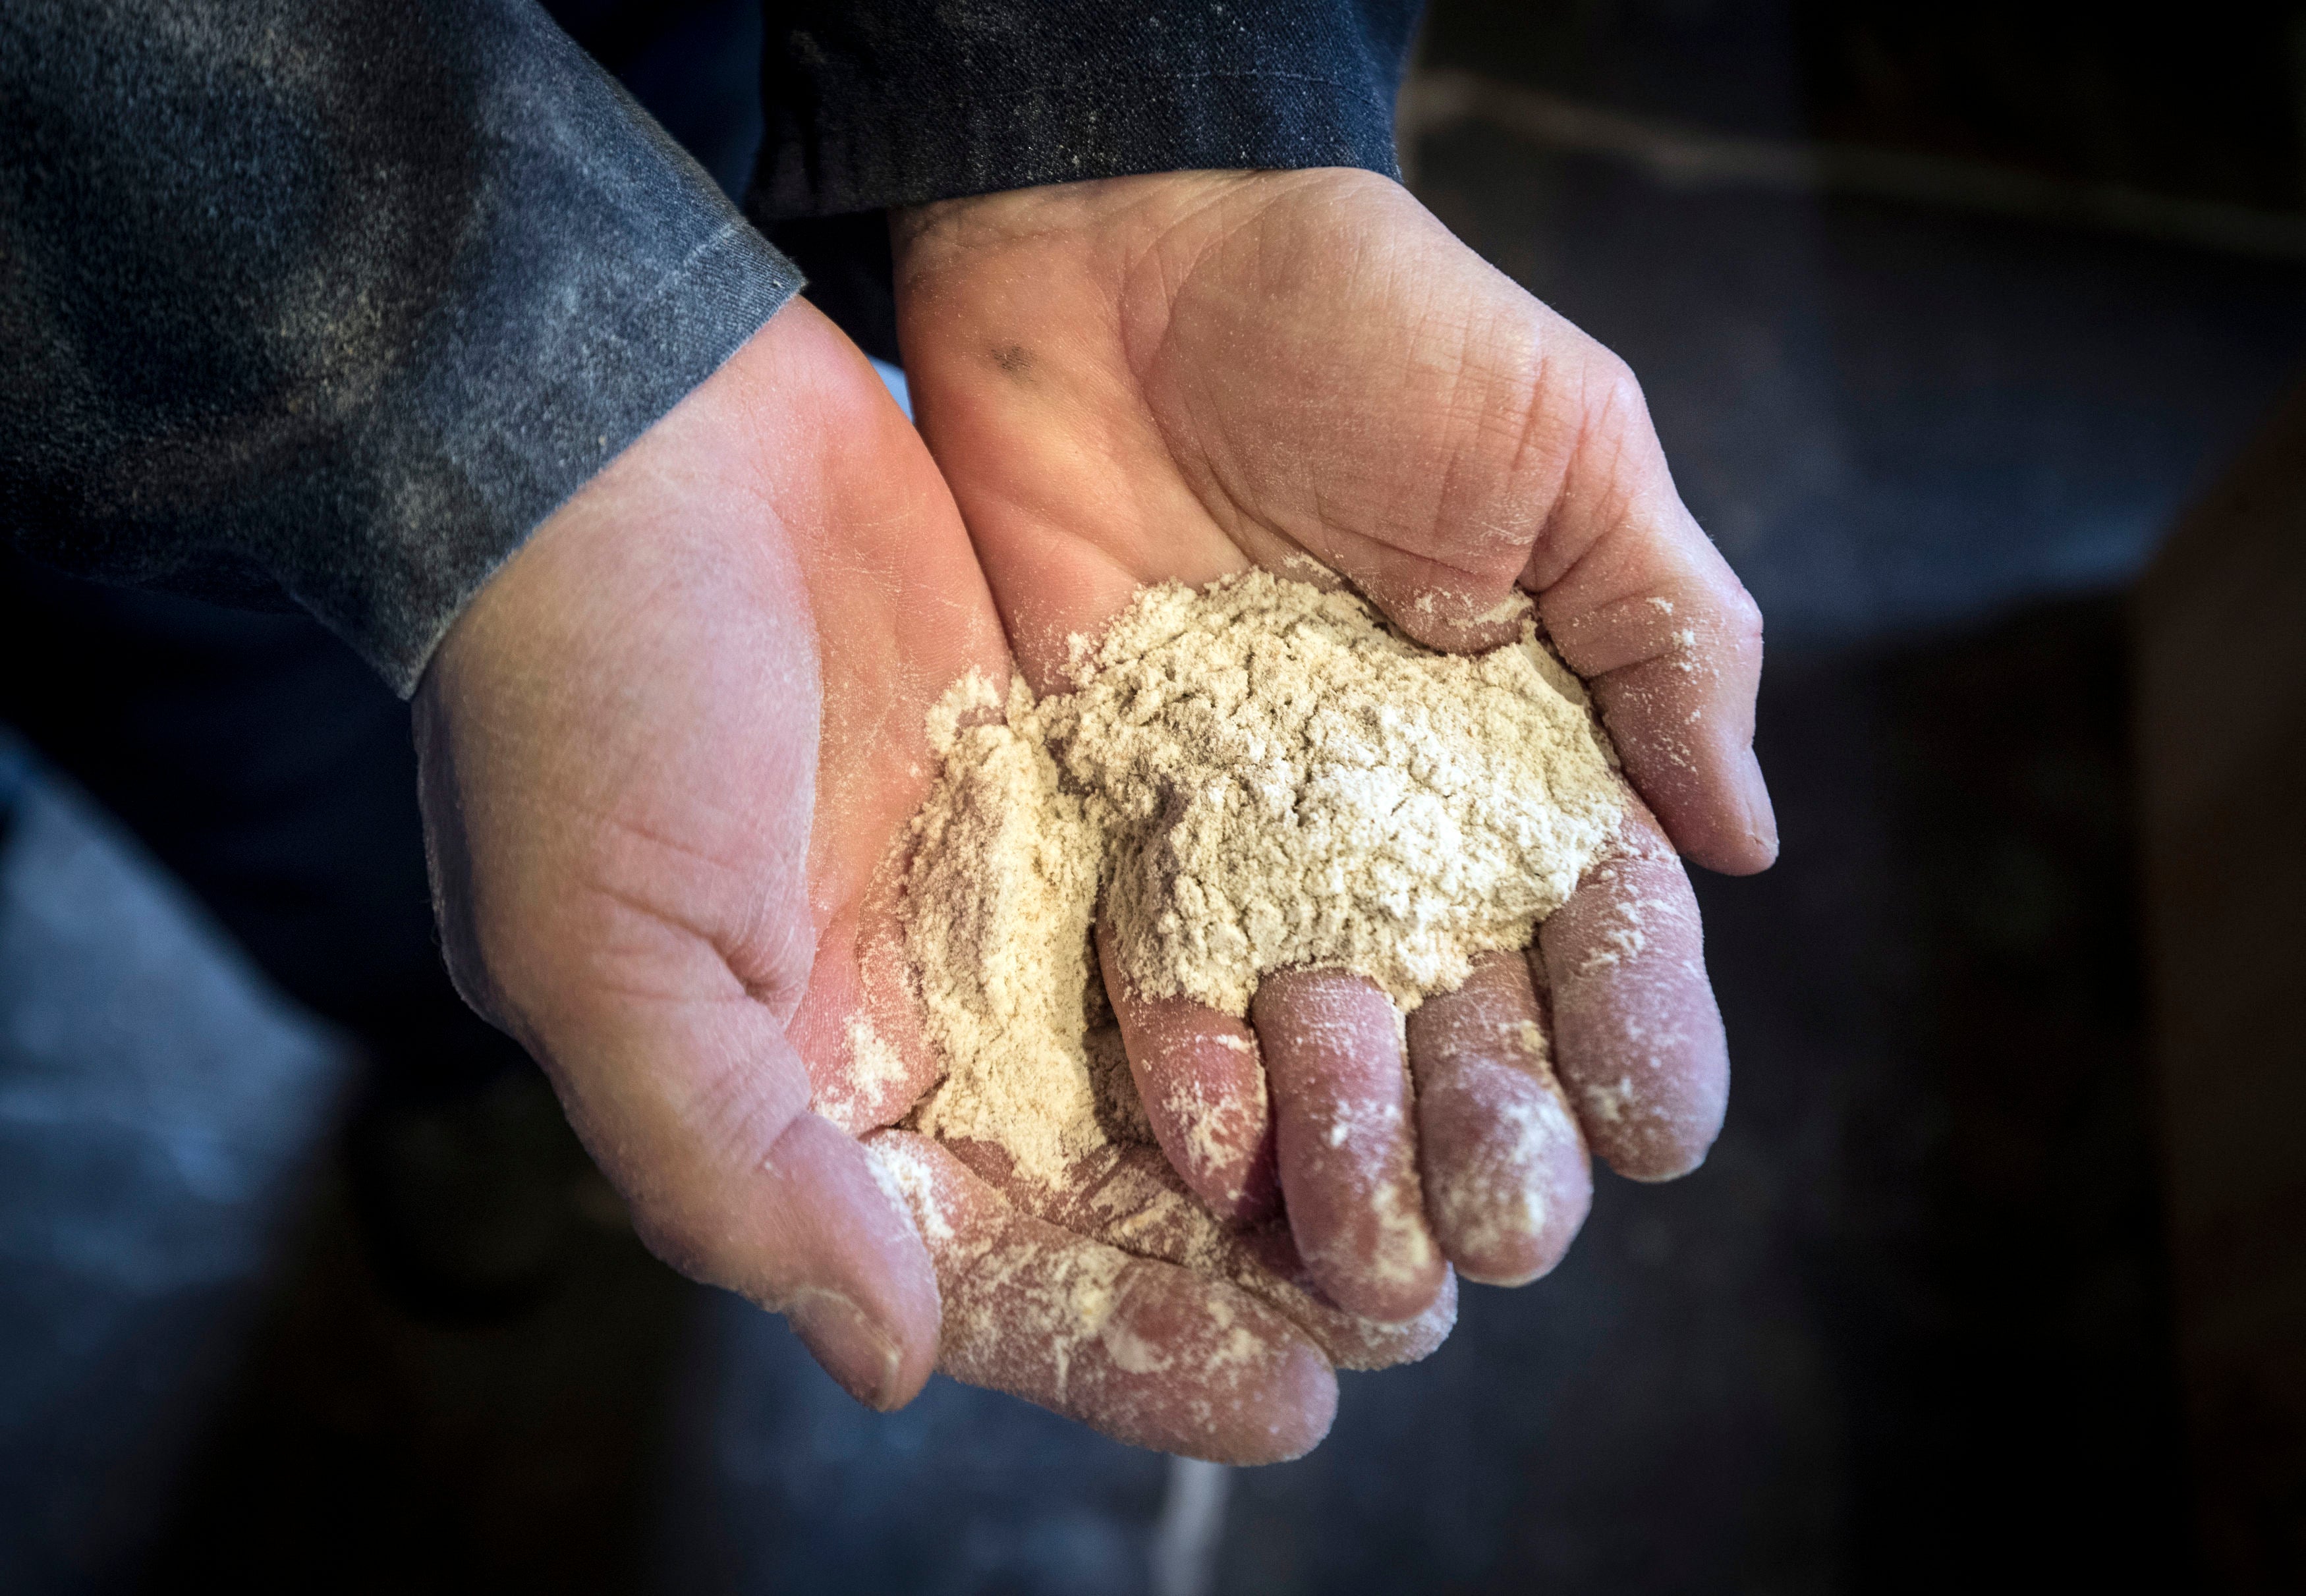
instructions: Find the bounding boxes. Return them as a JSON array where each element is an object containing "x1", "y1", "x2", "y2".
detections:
[
  {"x1": 410, "y1": 298, "x2": 1438, "y2": 1462},
  {"x1": 894, "y1": 171, "x2": 1772, "y2": 1322}
]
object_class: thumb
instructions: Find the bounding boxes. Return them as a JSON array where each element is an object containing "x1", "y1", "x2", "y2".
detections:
[
  {"x1": 524, "y1": 969, "x2": 941, "y2": 1411},
  {"x1": 1524, "y1": 356, "x2": 1777, "y2": 875}
]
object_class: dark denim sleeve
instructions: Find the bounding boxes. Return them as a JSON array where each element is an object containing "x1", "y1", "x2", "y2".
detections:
[
  {"x1": 751, "y1": 0, "x2": 1424, "y2": 220},
  {"x1": 1, "y1": 0, "x2": 802, "y2": 695}
]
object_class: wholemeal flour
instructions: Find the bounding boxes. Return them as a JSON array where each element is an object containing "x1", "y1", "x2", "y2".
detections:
[{"x1": 898, "y1": 571, "x2": 1624, "y2": 1200}]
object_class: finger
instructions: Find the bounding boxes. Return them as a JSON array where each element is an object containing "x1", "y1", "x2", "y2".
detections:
[
  {"x1": 1538, "y1": 815, "x2": 1729, "y2": 1180},
  {"x1": 533, "y1": 977, "x2": 940, "y2": 1411},
  {"x1": 1225, "y1": 1211, "x2": 1458, "y2": 1371},
  {"x1": 1250, "y1": 968, "x2": 1446, "y2": 1323},
  {"x1": 1405, "y1": 950, "x2": 1592, "y2": 1286},
  {"x1": 750, "y1": 1111, "x2": 945, "y2": 1408},
  {"x1": 1050, "y1": 1143, "x2": 1458, "y2": 1372},
  {"x1": 1096, "y1": 920, "x2": 1279, "y2": 1223},
  {"x1": 936, "y1": 1134, "x2": 1454, "y2": 1371},
  {"x1": 1521, "y1": 358, "x2": 1776, "y2": 876},
  {"x1": 864, "y1": 1131, "x2": 1337, "y2": 1463}
]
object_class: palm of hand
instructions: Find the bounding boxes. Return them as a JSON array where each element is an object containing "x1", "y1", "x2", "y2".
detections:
[
  {"x1": 415, "y1": 302, "x2": 1384, "y2": 1461},
  {"x1": 896, "y1": 169, "x2": 1774, "y2": 1321}
]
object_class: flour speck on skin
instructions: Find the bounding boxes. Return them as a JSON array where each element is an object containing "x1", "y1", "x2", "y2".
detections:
[
  {"x1": 818, "y1": 1012, "x2": 909, "y2": 1136},
  {"x1": 899, "y1": 572, "x2": 1624, "y2": 1213},
  {"x1": 865, "y1": 1133, "x2": 955, "y2": 1244}
]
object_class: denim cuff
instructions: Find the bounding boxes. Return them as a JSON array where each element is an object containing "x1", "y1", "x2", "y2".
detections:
[
  {"x1": 749, "y1": 0, "x2": 1420, "y2": 219},
  {"x1": 2, "y1": 0, "x2": 803, "y2": 695}
]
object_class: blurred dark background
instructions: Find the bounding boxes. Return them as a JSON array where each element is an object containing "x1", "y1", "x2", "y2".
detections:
[{"x1": 5, "y1": 1, "x2": 2305, "y2": 1591}]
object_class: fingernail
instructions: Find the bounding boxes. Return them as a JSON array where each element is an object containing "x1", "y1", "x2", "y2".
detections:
[
  {"x1": 1739, "y1": 748, "x2": 1780, "y2": 864},
  {"x1": 785, "y1": 1288, "x2": 905, "y2": 1411}
]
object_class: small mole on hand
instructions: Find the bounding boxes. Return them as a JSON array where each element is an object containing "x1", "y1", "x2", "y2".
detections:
[{"x1": 992, "y1": 343, "x2": 1032, "y2": 375}]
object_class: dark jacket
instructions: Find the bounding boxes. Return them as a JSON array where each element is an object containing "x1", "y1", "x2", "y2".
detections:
[{"x1": 1, "y1": 0, "x2": 1419, "y2": 693}]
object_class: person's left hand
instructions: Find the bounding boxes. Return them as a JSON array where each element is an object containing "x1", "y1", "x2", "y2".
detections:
[
  {"x1": 892, "y1": 169, "x2": 1773, "y2": 1319},
  {"x1": 412, "y1": 296, "x2": 1421, "y2": 1462}
]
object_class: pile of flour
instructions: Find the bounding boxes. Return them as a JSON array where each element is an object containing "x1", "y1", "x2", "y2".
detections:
[{"x1": 901, "y1": 571, "x2": 1624, "y2": 1194}]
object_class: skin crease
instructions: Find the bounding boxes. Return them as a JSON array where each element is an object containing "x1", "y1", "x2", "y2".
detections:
[
  {"x1": 416, "y1": 300, "x2": 1398, "y2": 1460},
  {"x1": 895, "y1": 167, "x2": 1771, "y2": 1313}
]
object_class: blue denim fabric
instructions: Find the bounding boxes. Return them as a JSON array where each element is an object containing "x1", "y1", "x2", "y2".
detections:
[
  {"x1": 1, "y1": 0, "x2": 1419, "y2": 693},
  {"x1": 753, "y1": 0, "x2": 1421, "y2": 217},
  {"x1": 1, "y1": 0, "x2": 799, "y2": 693}
]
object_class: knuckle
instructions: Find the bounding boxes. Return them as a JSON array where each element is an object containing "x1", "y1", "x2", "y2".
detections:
[
  {"x1": 1583, "y1": 348, "x2": 1649, "y2": 435},
  {"x1": 1718, "y1": 580, "x2": 1766, "y2": 652},
  {"x1": 627, "y1": 1197, "x2": 727, "y2": 1287}
]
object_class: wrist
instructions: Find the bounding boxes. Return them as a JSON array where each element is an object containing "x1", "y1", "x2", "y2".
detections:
[
  {"x1": 890, "y1": 171, "x2": 1262, "y2": 289},
  {"x1": 889, "y1": 167, "x2": 1409, "y2": 316},
  {"x1": 424, "y1": 309, "x2": 808, "y2": 704}
]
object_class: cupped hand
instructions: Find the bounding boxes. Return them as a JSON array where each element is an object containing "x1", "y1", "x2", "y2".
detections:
[
  {"x1": 893, "y1": 169, "x2": 1772, "y2": 1317},
  {"x1": 412, "y1": 298, "x2": 1412, "y2": 1463}
]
